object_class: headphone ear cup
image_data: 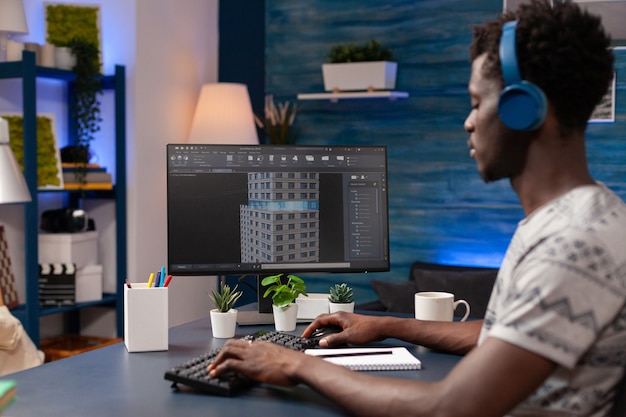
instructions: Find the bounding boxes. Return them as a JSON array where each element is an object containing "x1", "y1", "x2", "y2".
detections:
[{"x1": 498, "y1": 81, "x2": 547, "y2": 131}]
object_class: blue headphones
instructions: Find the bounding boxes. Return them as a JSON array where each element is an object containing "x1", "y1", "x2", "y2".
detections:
[{"x1": 498, "y1": 21, "x2": 547, "y2": 131}]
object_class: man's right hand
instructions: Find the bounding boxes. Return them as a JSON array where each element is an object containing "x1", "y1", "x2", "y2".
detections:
[{"x1": 302, "y1": 312, "x2": 387, "y2": 347}]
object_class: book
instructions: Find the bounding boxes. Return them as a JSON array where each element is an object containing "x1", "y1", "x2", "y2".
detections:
[
  {"x1": 62, "y1": 166, "x2": 107, "y2": 173},
  {"x1": 61, "y1": 162, "x2": 102, "y2": 169},
  {"x1": 63, "y1": 183, "x2": 114, "y2": 190},
  {"x1": 0, "y1": 380, "x2": 16, "y2": 413},
  {"x1": 304, "y1": 347, "x2": 422, "y2": 371},
  {"x1": 63, "y1": 171, "x2": 112, "y2": 183}
]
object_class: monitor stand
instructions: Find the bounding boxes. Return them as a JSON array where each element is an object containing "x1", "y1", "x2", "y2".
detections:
[
  {"x1": 236, "y1": 304, "x2": 275, "y2": 325},
  {"x1": 236, "y1": 275, "x2": 274, "y2": 325}
]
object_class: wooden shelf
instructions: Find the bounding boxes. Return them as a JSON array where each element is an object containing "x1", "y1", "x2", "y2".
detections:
[{"x1": 297, "y1": 91, "x2": 409, "y2": 102}]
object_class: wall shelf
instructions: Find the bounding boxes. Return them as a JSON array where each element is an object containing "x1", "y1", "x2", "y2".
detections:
[
  {"x1": 297, "y1": 91, "x2": 409, "y2": 102},
  {"x1": 0, "y1": 51, "x2": 127, "y2": 346}
]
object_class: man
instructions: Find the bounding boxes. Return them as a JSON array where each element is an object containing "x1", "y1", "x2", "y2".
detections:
[{"x1": 209, "y1": 1, "x2": 626, "y2": 415}]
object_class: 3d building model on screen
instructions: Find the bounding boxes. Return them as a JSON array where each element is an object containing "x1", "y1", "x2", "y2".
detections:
[{"x1": 240, "y1": 172, "x2": 320, "y2": 263}]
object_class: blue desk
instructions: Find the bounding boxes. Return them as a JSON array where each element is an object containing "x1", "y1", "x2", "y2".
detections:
[{"x1": 6, "y1": 314, "x2": 462, "y2": 416}]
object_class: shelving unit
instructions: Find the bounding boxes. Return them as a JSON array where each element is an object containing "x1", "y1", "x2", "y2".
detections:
[
  {"x1": 297, "y1": 91, "x2": 409, "y2": 102},
  {"x1": 0, "y1": 51, "x2": 126, "y2": 346}
]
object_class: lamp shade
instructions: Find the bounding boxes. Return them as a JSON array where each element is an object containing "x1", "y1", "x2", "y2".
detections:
[
  {"x1": 0, "y1": 0, "x2": 28, "y2": 33},
  {"x1": 188, "y1": 83, "x2": 259, "y2": 144},
  {"x1": 0, "y1": 117, "x2": 31, "y2": 204}
]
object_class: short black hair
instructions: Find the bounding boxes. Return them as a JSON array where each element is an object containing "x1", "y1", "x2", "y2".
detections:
[{"x1": 469, "y1": 0, "x2": 614, "y2": 131}]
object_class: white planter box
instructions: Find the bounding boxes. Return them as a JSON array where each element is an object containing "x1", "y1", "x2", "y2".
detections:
[
  {"x1": 296, "y1": 293, "x2": 329, "y2": 320},
  {"x1": 39, "y1": 231, "x2": 98, "y2": 268},
  {"x1": 322, "y1": 61, "x2": 397, "y2": 92}
]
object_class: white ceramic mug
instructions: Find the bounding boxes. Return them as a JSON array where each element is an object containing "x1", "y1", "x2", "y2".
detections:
[{"x1": 414, "y1": 291, "x2": 470, "y2": 322}]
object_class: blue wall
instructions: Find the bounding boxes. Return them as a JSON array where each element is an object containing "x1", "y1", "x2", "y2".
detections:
[
  {"x1": 263, "y1": 0, "x2": 626, "y2": 302},
  {"x1": 225, "y1": 0, "x2": 626, "y2": 303}
]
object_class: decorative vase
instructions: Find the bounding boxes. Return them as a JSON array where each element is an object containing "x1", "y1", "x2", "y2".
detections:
[
  {"x1": 329, "y1": 301, "x2": 355, "y2": 314},
  {"x1": 322, "y1": 61, "x2": 397, "y2": 92},
  {"x1": 272, "y1": 303, "x2": 298, "y2": 331},
  {"x1": 210, "y1": 308, "x2": 238, "y2": 338}
]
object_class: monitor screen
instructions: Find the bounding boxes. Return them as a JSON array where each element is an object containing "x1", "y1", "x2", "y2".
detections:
[{"x1": 167, "y1": 144, "x2": 390, "y2": 276}]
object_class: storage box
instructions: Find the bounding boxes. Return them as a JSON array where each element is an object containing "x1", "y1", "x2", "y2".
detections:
[
  {"x1": 41, "y1": 335, "x2": 122, "y2": 362},
  {"x1": 124, "y1": 283, "x2": 168, "y2": 352},
  {"x1": 39, "y1": 231, "x2": 98, "y2": 268},
  {"x1": 76, "y1": 265, "x2": 103, "y2": 303},
  {"x1": 296, "y1": 293, "x2": 329, "y2": 320}
]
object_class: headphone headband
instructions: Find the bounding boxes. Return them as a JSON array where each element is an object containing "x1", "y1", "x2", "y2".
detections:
[
  {"x1": 500, "y1": 21, "x2": 522, "y2": 86},
  {"x1": 497, "y1": 20, "x2": 547, "y2": 131}
]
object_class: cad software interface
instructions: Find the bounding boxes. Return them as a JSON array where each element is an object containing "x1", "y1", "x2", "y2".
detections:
[{"x1": 167, "y1": 144, "x2": 389, "y2": 275}]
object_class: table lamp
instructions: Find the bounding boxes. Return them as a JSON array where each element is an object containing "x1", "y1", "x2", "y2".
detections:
[
  {"x1": 188, "y1": 83, "x2": 259, "y2": 144},
  {"x1": 0, "y1": 0, "x2": 29, "y2": 63},
  {"x1": 0, "y1": 117, "x2": 31, "y2": 204}
]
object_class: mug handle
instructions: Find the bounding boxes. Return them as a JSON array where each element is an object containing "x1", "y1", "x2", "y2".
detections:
[{"x1": 453, "y1": 299, "x2": 470, "y2": 321}]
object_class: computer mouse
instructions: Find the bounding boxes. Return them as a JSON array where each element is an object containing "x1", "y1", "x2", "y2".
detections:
[{"x1": 309, "y1": 325, "x2": 343, "y2": 342}]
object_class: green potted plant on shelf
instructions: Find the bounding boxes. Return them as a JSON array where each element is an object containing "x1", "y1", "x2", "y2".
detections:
[
  {"x1": 328, "y1": 283, "x2": 355, "y2": 313},
  {"x1": 262, "y1": 273, "x2": 308, "y2": 331},
  {"x1": 46, "y1": 3, "x2": 103, "y2": 185},
  {"x1": 58, "y1": 37, "x2": 103, "y2": 188},
  {"x1": 208, "y1": 281, "x2": 243, "y2": 338},
  {"x1": 322, "y1": 39, "x2": 397, "y2": 92}
]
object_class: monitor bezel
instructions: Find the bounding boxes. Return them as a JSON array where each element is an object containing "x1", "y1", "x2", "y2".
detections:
[{"x1": 166, "y1": 144, "x2": 391, "y2": 276}]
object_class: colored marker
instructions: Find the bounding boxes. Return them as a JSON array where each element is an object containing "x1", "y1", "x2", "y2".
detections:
[
  {"x1": 164, "y1": 275, "x2": 172, "y2": 287},
  {"x1": 147, "y1": 272, "x2": 155, "y2": 288},
  {"x1": 159, "y1": 266, "x2": 166, "y2": 286},
  {"x1": 154, "y1": 271, "x2": 161, "y2": 288}
]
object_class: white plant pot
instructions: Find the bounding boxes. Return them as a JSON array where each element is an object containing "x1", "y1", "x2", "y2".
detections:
[
  {"x1": 210, "y1": 308, "x2": 238, "y2": 338},
  {"x1": 329, "y1": 301, "x2": 355, "y2": 314},
  {"x1": 322, "y1": 61, "x2": 397, "y2": 92},
  {"x1": 55, "y1": 47, "x2": 76, "y2": 70},
  {"x1": 272, "y1": 303, "x2": 298, "y2": 331}
]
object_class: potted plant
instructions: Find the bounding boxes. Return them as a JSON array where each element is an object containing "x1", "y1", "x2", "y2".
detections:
[
  {"x1": 60, "y1": 37, "x2": 103, "y2": 186},
  {"x1": 254, "y1": 94, "x2": 298, "y2": 145},
  {"x1": 262, "y1": 274, "x2": 307, "y2": 331},
  {"x1": 208, "y1": 281, "x2": 243, "y2": 338},
  {"x1": 328, "y1": 283, "x2": 355, "y2": 313},
  {"x1": 322, "y1": 39, "x2": 397, "y2": 92}
]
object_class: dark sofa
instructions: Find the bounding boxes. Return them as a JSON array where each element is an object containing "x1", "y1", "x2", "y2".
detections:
[{"x1": 357, "y1": 261, "x2": 499, "y2": 319}]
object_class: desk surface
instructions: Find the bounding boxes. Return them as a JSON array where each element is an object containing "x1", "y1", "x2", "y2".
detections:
[{"x1": 6, "y1": 314, "x2": 461, "y2": 416}]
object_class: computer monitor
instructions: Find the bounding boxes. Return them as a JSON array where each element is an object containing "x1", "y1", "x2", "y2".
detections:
[{"x1": 167, "y1": 144, "x2": 390, "y2": 320}]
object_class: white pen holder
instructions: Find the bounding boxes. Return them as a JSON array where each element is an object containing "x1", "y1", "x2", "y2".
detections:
[{"x1": 124, "y1": 283, "x2": 169, "y2": 352}]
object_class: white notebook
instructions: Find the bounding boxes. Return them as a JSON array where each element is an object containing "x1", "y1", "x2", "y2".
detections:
[{"x1": 305, "y1": 347, "x2": 422, "y2": 371}]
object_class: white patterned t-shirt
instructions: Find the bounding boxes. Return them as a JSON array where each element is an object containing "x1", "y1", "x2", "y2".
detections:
[{"x1": 478, "y1": 184, "x2": 626, "y2": 416}]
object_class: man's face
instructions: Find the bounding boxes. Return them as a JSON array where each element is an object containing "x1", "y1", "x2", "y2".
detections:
[{"x1": 464, "y1": 54, "x2": 530, "y2": 183}]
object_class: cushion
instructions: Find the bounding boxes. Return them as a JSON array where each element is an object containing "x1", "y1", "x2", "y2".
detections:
[
  {"x1": 412, "y1": 269, "x2": 497, "y2": 319},
  {"x1": 370, "y1": 280, "x2": 417, "y2": 314},
  {"x1": 369, "y1": 264, "x2": 498, "y2": 318}
]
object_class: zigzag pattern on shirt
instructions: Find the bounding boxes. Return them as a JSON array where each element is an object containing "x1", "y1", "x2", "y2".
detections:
[
  {"x1": 506, "y1": 285, "x2": 599, "y2": 332},
  {"x1": 525, "y1": 327, "x2": 583, "y2": 356},
  {"x1": 539, "y1": 297, "x2": 599, "y2": 332}
]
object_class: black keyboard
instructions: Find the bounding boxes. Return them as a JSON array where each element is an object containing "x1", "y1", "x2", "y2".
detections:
[{"x1": 164, "y1": 331, "x2": 318, "y2": 396}]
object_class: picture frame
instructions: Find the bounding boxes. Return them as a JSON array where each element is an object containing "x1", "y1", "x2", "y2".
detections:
[
  {"x1": 589, "y1": 71, "x2": 616, "y2": 123},
  {"x1": 0, "y1": 225, "x2": 19, "y2": 310},
  {"x1": 44, "y1": 2, "x2": 103, "y2": 72},
  {"x1": 1, "y1": 112, "x2": 64, "y2": 190}
]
